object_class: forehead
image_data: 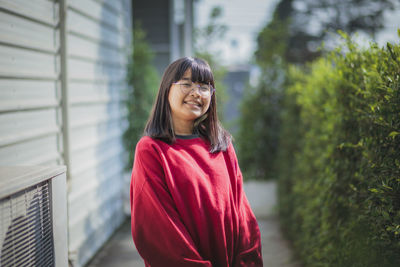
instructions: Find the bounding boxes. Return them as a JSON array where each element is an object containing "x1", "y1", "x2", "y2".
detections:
[{"x1": 180, "y1": 69, "x2": 191, "y2": 80}]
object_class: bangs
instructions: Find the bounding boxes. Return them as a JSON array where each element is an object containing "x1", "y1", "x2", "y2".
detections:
[
  {"x1": 190, "y1": 60, "x2": 214, "y2": 85},
  {"x1": 174, "y1": 58, "x2": 214, "y2": 85}
]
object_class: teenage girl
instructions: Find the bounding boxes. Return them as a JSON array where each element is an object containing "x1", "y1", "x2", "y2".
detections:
[{"x1": 130, "y1": 57, "x2": 263, "y2": 267}]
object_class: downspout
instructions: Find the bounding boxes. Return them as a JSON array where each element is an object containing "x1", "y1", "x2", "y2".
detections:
[
  {"x1": 59, "y1": 0, "x2": 75, "y2": 265},
  {"x1": 59, "y1": 0, "x2": 71, "y2": 181}
]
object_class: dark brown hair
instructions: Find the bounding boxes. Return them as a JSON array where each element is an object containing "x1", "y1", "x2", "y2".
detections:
[{"x1": 144, "y1": 57, "x2": 231, "y2": 152}]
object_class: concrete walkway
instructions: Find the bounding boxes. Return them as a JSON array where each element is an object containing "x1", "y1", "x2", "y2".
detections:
[{"x1": 86, "y1": 181, "x2": 300, "y2": 267}]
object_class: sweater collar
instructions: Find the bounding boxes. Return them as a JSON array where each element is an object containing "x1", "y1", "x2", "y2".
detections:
[{"x1": 175, "y1": 134, "x2": 200, "y2": 140}]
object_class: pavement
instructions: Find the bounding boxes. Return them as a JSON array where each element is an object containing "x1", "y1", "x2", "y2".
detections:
[
  {"x1": 86, "y1": 181, "x2": 301, "y2": 267},
  {"x1": 85, "y1": 219, "x2": 143, "y2": 267}
]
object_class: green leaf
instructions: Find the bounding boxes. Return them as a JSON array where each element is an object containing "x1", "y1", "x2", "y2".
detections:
[
  {"x1": 388, "y1": 131, "x2": 399, "y2": 138},
  {"x1": 382, "y1": 211, "x2": 390, "y2": 220},
  {"x1": 382, "y1": 184, "x2": 393, "y2": 190}
]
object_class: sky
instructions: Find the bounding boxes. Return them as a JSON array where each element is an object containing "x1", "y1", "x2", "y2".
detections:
[
  {"x1": 375, "y1": 7, "x2": 400, "y2": 46},
  {"x1": 194, "y1": 0, "x2": 400, "y2": 67}
]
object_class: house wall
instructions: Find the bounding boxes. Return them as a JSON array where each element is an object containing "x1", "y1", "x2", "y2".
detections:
[
  {"x1": 0, "y1": 0, "x2": 63, "y2": 166},
  {"x1": 0, "y1": 0, "x2": 132, "y2": 266}
]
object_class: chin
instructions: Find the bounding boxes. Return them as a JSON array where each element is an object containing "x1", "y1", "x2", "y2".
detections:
[{"x1": 185, "y1": 111, "x2": 204, "y2": 120}]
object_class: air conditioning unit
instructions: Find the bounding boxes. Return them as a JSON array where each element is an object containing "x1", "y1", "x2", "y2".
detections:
[{"x1": 0, "y1": 166, "x2": 68, "y2": 267}]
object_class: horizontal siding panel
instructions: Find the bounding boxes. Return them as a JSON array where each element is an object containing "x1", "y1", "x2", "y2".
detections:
[
  {"x1": 69, "y1": 81, "x2": 126, "y2": 105},
  {"x1": 68, "y1": 75, "x2": 126, "y2": 85},
  {"x1": 68, "y1": 168, "x2": 124, "y2": 221},
  {"x1": 0, "y1": 134, "x2": 61, "y2": 165},
  {"x1": 0, "y1": 45, "x2": 59, "y2": 78},
  {"x1": 0, "y1": 108, "x2": 60, "y2": 147},
  {"x1": 68, "y1": 80, "x2": 111, "y2": 104},
  {"x1": 68, "y1": 187, "x2": 123, "y2": 241},
  {"x1": 0, "y1": 0, "x2": 58, "y2": 26},
  {"x1": 68, "y1": 57, "x2": 125, "y2": 82},
  {"x1": 69, "y1": 0, "x2": 122, "y2": 32},
  {"x1": 68, "y1": 34, "x2": 124, "y2": 65},
  {"x1": 98, "y1": 0, "x2": 123, "y2": 15},
  {"x1": 69, "y1": 102, "x2": 125, "y2": 128},
  {"x1": 67, "y1": 154, "x2": 124, "y2": 196},
  {"x1": 69, "y1": 120, "x2": 123, "y2": 152},
  {"x1": 68, "y1": 199, "x2": 125, "y2": 266},
  {"x1": 78, "y1": 208, "x2": 125, "y2": 267},
  {"x1": 0, "y1": 10, "x2": 59, "y2": 52},
  {"x1": 69, "y1": 138, "x2": 124, "y2": 176},
  {"x1": 122, "y1": 0, "x2": 132, "y2": 28},
  {"x1": 69, "y1": 130, "x2": 124, "y2": 165},
  {"x1": 68, "y1": 193, "x2": 124, "y2": 249},
  {"x1": 37, "y1": 157, "x2": 62, "y2": 166},
  {"x1": 67, "y1": 9, "x2": 123, "y2": 50},
  {"x1": 0, "y1": 79, "x2": 59, "y2": 112},
  {"x1": 69, "y1": 107, "x2": 126, "y2": 130},
  {"x1": 0, "y1": 99, "x2": 59, "y2": 112}
]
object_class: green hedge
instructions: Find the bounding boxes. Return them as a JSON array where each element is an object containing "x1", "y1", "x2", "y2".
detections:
[{"x1": 278, "y1": 32, "x2": 400, "y2": 266}]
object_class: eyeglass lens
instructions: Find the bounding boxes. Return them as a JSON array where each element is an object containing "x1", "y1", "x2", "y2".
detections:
[{"x1": 178, "y1": 82, "x2": 213, "y2": 96}]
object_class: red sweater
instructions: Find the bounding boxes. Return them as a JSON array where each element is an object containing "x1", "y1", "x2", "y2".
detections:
[{"x1": 130, "y1": 136, "x2": 263, "y2": 267}]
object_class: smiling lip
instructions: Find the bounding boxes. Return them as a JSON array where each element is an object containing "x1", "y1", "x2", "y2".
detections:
[{"x1": 184, "y1": 101, "x2": 202, "y2": 107}]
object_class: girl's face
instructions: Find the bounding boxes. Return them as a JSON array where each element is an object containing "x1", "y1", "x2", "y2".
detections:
[{"x1": 168, "y1": 69, "x2": 212, "y2": 131}]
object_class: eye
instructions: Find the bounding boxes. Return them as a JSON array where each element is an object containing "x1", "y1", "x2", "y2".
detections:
[
  {"x1": 199, "y1": 85, "x2": 210, "y2": 91},
  {"x1": 182, "y1": 83, "x2": 192, "y2": 88}
]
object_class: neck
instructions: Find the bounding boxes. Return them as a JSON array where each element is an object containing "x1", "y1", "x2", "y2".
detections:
[{"x1": 172, "y1": 118, "x2": 194, "y2": 135}]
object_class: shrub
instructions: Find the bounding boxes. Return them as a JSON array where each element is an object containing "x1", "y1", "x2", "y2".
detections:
[
  {"x1": 238, "y1": 67, "x2": 284, "y2": 180},
  {"x1": 278, "y1": 32, "x2": 400, "y2": 266},
  {"x1": 123, "y1": 23, "x2": 159, "y2": 170}
]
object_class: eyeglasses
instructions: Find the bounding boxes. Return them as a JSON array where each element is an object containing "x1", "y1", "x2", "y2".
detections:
[{"x1": 173, "y1": 82, "x2": 215, "y2": 97}]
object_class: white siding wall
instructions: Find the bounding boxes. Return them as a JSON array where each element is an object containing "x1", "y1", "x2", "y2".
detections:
[
  {"x1": 0, "y1": 0, "x2": 62, "y2": 165},
  {"x1": 65, "y1": 0, "x2": 132, "y2": 266},
  {"x1": 0, "y1": 0, "x2": 132, "y2": 266}
]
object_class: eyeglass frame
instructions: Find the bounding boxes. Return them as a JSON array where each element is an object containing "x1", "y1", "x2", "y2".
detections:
[{"x1": 172, "y1": 81, "x2": 216, "y2": 97}]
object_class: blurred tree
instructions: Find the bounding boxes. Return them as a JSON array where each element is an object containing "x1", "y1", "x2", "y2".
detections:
[
  {"x1": 238, "y1": 0, "x2": 397, "y2": 180},
  {"x1": 237, "y1": 0, "x2": 291, "y2": 180},
  {"x1": 194, "y1": 6, "x2": 228, "y2": 122},
  {"x1": 238, "y1": 73, "x2": 284, "y2": 180},
  {"x1": 195, "y1": 6, "x2": 228, "y2": 55},
  {"x1": 255, "y1": 0, "x2": 293, "y2": 68},
  {"x1": 260, "y1": 0, "x2": 397, "y2": 64},
  {"x1": 123, "y1": 22, "x2": 159, "y2": 170}
]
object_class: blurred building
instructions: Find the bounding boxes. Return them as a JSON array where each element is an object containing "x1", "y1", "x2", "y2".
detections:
[
  {"x1": 132, "y1": 0, "x2": 195, "y2": 75},
  {"x1": 223, "y1": 65, "x2": 250, "y2": 136},
  {"x1": 194, "y1": 0, "x2": 280, "y2": 66}
]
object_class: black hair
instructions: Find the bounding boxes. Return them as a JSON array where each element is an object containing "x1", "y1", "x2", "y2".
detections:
[{"x1": 144, "y1": 57, "x2": 231, "y2": 152}]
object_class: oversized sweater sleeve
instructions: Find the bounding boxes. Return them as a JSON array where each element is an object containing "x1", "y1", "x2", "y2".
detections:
[
  {"x1": 229, "y1": 145, "x2": 263, "y2": 267},
  {"x1": 130, "y1": 138, "x2": 212, "y2": 267}
]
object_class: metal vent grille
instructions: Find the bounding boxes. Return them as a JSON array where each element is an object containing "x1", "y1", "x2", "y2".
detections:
[{"x1": 0, "y1": 181, "x2": 54, "y2": 267}]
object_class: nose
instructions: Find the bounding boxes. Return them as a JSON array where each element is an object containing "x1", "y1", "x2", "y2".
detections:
[{"x1": 189, "y1": 84, "x2": 202, "y2": 96}]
